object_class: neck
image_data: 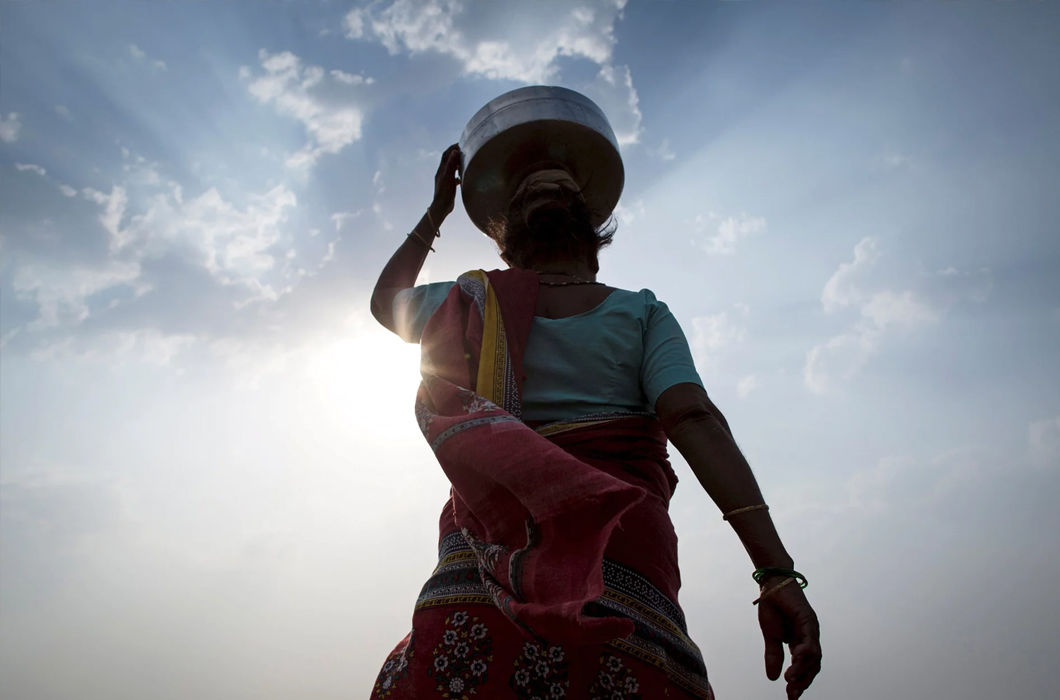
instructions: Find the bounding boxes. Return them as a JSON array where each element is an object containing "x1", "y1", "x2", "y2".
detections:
[{"x1": 530, "y1": 261, "x2": 595, "y2": 280}]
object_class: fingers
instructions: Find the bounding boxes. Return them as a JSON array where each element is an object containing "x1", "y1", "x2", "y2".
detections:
[
  {"x1": 759, "y1": 606, "x2": 785, "y2": 681},
  {"x1": 443, "y1": 143, "x2": 461, "y2": 167},
  {"x1": 764, "y1": 635, "x2": 784, "y2": 681},
  {"x1": 436, "y1": 144, "x2": 461, "y2": 177},
  {"x1": 784, "y1": 627, "x2": 822, "y2": 699}
]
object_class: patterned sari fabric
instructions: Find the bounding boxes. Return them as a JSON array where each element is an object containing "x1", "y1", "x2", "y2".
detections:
[{"x1": 372, "y1": 269, "x2": 713, "y2": 699}]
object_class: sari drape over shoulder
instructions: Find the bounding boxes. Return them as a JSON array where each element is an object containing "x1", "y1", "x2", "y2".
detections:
[{"x1": 373, "y1": 269, "x2": 712, "y2": 699}]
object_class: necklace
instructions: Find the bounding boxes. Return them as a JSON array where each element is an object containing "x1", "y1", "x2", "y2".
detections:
[
  {"x1": 535, "y1": 271, "x2": 602, "y2": 287},
  {"x1": 539, "y1": 279, "x2": 603, "y2": 287}
]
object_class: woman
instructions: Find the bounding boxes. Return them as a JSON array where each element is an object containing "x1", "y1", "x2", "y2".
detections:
[{"x1": 369, "y1": 144, "x2": 821, "y2": 699}]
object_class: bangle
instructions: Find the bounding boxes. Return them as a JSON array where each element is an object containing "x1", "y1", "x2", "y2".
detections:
[
  {"x1": 722, "y1": 504, "x2": 768, "y2": 520},
  {"x1": 752, "y1": 567, "x2": 808, "y2": 589},
  {"x1": 752, "y1": 577, "x2": 795, "y2": 605},
  {"x1": 407, "y1": 229, "x2": 435, "y2": 252}
]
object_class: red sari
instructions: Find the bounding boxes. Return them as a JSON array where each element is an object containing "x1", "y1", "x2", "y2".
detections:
[{"x1": 371, "y1": 269, "x2": 713, "y2": 699}]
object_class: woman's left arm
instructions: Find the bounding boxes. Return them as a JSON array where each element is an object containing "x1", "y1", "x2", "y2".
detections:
[{"x1": 370, "y1": 144, "x2": 461, "y2": 333}]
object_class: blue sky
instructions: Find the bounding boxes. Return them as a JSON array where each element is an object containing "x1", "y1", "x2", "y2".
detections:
[{"x1": 2, "y1": 2, "x2": 1059, "y2": 699}]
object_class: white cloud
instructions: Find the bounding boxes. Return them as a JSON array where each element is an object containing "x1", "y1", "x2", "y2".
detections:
[
  {"x1": 15, "y1": 163, "x2": 47, "y2": 177},
  {"x1": 693, "y1": 212, "x2": 766, "y2": 255},
  {"x1": 806, "y1": 239, "x2": 933, "y2": 393},
  {"x1": 343, "y1": 0, "x2": 641, "y2": 143},
  {"x1": 348, "y1": 0, "x2": 626, "y2": 80},
  {"x1": 243, "y1": 50, "x2": 367, "y2": 170},
  {"x1": 330, "y1": 211, "x2": 362, "y2": 231},
  {"x1": 736, "y1": 374, "x2": 758, "y2": 398},
  {"x1": 329, "y1": 69, "x2": 373, "y2": 86},
  {"x1": 691, "y1": 311, "x2": 745, "y2": 353},
  {"x1": 579, "y1": 63, "x2": 642, "y2": 146},
  {"x1": 343, "y1": 7, "x2": 366, "y2": 38},
  {"x1": 29, "y1": 329, "x2": 196, "y2": 367},
  {"x1": 0, "y1": 112, "x2": 22, "y2": 142},
  {"x1": 648, "y1": 138, "x2": 676, "y2": 161},
  {"x1": 689, "y1": 309, "x2": 746, "y2": 379},
  {"x1": 59, "y1": 184, "x2": 78, "y2": 197},
  {"x1": 613, "y1": 198, "x2": 645, "y2": 227},
  {"x1": 118, "y1": 184, "x2": 297, "y2": 291},
  {"x1": 13, "y1": 260, "x2": 145, "y2": 329},
  {"x1": 82, "y1": 186, "x2": 130, "y2": 246},
  {"x1": 1029, "y1": 416, "x2": 1060, "y2": 469},
  {"x1": 82, "y1": 186, "x2": 129, "y2": 245},
  {"x1": 55, "y1": 105, "x2": 73, "y2": 121},
  {"x1": 129, "y1": 43, "x2": 166, "y2": 71},
  {"x1": 860, "y1": 290, "x2": 937, "y2": 328},
  {"x1": 69, "y1": 154, "x2": 299, "y2": 310},
  {"x1": 803, "y1": 327, "x2": 876, "y2": 395},
  {"x1": 805, "y1": 238, "x2": 987, "y2": 393},
  {"x1": 821, "y1": 236, "x2": 879, "y2": 312},
  {"x1": 881, "y1": 153, "x2": 913, "y2": 169}
]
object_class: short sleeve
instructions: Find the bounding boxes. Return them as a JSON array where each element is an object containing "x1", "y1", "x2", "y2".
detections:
[
  {"x1": 391, "y1": 281, "x2": 456, "y2": 343},
  {"x1": 640, "y1": 291, "x2": 704, "y2": 406}
]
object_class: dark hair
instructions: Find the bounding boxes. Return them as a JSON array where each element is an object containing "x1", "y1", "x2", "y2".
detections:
[{"x1": 486, "y1": 184, "x2": 616, "y2": 273}]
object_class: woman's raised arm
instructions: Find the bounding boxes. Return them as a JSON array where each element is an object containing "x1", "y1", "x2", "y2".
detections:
[
  {"x1": 370, "y1": 144, "x2": 461, "y2": 333},
  {"x1": 656, "y1": 382, "x2": 822, "y2": 699}
]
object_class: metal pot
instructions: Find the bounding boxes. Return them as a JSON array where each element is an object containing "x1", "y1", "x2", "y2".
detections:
[{"x1": 458, "y1": 85, "x2": 624, "y2": 234}]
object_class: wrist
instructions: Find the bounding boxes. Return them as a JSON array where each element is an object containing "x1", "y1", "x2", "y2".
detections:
[{"x1": 428, "y1": 201, "x2": 449, "y2": 223}]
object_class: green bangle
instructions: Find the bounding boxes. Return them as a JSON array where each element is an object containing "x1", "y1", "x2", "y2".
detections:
[{"x1": 752, "y1": 567, "x2": 808, "y2": 589}]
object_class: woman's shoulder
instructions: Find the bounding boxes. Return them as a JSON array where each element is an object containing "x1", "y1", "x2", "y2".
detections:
[{"x1": 605, "y1": 286, "x2": 664, "y2": 309}]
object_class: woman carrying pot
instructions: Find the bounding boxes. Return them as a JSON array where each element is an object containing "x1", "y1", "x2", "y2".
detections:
[{"x1": 369, "y1": 116, "x2": 820, "y2": 698}]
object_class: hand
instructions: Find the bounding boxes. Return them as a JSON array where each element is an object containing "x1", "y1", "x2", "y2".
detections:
[
  {"x1": 758, "y1": 581, "x2": 821, "y2": 699},
  {"x1": 431, "y1": 143, "x2": 461, "y2": 219}
]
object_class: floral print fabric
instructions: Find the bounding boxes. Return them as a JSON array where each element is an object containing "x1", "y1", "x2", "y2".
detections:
[
  {"x1": 427, "y1": 611, "x2": 493, "y2": 698},
  {"x1": 509, "y1": 640, "x2": 570, "y2": 699}
]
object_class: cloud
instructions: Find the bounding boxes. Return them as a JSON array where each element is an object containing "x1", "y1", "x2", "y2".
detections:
[
  {"x1": 0, "y1": 112, "x2": 22, "y2": 142},
  {"x1": 242, "y1": 50, "x2": 368, "y2": 169},
  {"x1": 648, "y1": 138, "x2": 676, "y2": 162},
  {"x1": 7, "y1": 147, "x2": 304, "y2": 341},
  {"x1": 579, "y1": 63, "x2": 642, "y2": 146},
  {"x1": 330, "y1": 211, "x2": 362, "y2": 231},
  {"x1": 1029, "y1": 416, "x2": 1060, "y2": 469},
  {"x1": 13, "y1": 260, "x2": 146, "y2": 329},
  {"x1": 15, "y1": 163, "x2": 47, "y2": 177},
  {"x1": 736, "y1": 374, "x2": 758, "y2": 398},
  {"x1": 613, "y1": 198, "x2": 645, "y2": 227},
  {"x1": 803, "y1": 328, "x2": 876, "y2": 395},
  {"x1": 28, "y1": 329, "x2": 196, "y2": 366},
  {"x1": 343, "y1": 0, "x2": 642, "y2": 144},
  {"x1": 329, "y1": 69, "x2": 373, "y2": 86},
  {"x1": 351, "y1": 0, "x2": 625, "y2": 81},
  {"x1": 693, "y1": 212, "x2": 766, "y2": 255},
  {"x1": 821, "y1": 237, "x2": 879, "y2": 312},
  {"x1": 689, "y1": 308, "x2": 747, "y2": 379},
  {"x1": 805, "y1": 238, "x2": 989, "y2": 393},
  {"x1": 860, "y1": 289, "x2": 937, "y2": 327},
  {"x1": 111, "y1": 182, "x2": 297, "y2": 293},
  {"x1": 880, "y1": 153, "x2": 913, "y2": 169},
  {"x1": 55, "y1": 105, "x2": 73, "y2": 121},
  {"x1": 81, "y1": 186, "x2": 130, "y2": 246},
  {"x1": 129, "y1": 43, "x2": 167, "y2": 71}
]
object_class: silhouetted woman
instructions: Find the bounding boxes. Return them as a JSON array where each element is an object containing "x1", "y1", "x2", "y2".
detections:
[{"x1": 369, "y1": 144, "x2": 821, "y2": 699}]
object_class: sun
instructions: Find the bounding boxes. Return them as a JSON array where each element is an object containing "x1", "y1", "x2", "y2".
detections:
[{"x1": 301, "y1": 321, "x2": 424, "y2": 438}]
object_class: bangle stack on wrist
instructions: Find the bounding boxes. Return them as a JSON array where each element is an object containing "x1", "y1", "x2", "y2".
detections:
[
  {"x1": 750, "y1": 567, "x2": 808, "y2": 605},
  {"x1": 407, "y1": 208, "x2": 441, "y2": 252}
]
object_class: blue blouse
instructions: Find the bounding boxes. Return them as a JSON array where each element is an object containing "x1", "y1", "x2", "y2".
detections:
[{"x1": 393, "y1": 282, "x2": 703, "y2": 422}]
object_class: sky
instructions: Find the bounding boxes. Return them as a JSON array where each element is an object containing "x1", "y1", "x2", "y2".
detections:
[{"x1": 1, "y1": 1, "x2": 1059, "y2": 698}]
